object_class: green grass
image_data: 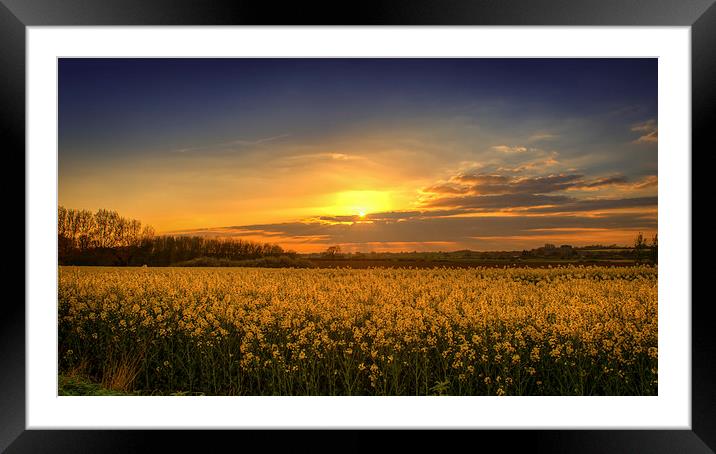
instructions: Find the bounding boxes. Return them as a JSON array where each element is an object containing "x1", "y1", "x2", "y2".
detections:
[
  {"x1": 58, "y1": 374, "x2": 209, "y2": 396},
  {"x1": 58, "y1": 374, "x2": 128, "y2": 396}
]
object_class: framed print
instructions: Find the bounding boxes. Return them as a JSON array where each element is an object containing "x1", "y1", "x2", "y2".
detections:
[{"x1": 4, "y1": 0, "x2": 712, "y2": 452}]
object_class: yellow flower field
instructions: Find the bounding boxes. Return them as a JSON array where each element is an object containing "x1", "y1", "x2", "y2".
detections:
[{"x1": 58, "y1": 265, "x2": 658, "y2": 395}]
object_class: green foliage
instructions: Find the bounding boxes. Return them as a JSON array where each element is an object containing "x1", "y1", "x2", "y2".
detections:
[
  {"x1": 430, "y1": 379, "x2": 451, "y2": 396},
  {"x1": 58, "y1": 374, "x2": 129, "y2": 396}
]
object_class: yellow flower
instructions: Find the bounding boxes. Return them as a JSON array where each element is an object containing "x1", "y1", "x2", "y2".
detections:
[{"x1": 57, "y1": 264, "x2": 658, "y2": 396}]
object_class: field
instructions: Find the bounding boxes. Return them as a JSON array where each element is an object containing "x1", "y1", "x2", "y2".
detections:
[
  {"x1": 307, "y1": 258, "x2": 639, "y2": 269},
  {"x1": 58, "y1": 265, "x2": 658, "y2": 396}
]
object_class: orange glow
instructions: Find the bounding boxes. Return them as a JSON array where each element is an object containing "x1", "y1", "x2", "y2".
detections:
[
  {"x1": 59, "y1": 133, "x2": 656, "y2": 252},
  {"x1": 324, "y1": 190, "x2": 393, "y2": 217}
]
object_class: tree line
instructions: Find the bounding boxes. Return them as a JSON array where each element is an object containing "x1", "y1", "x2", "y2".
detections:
[
  {"x1": 58, "y1": 206, "x2": 289, "y2": 266},
  {"x1": 633, "y1": 232, "x2": 658, "y2": 264}
]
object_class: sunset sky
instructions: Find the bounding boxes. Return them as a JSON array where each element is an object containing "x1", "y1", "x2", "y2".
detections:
[{"x1": 59, "y1": 58, "x2": 657, "y2": 252}]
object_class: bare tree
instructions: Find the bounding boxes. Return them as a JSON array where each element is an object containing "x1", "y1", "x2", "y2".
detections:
[
  {"x1": 58, "y1": 205, "x2": 288, "y2": 266},
  {"x1": 324, "y1": 245, "x2": 342, "y2": 257},
  {"x1": 650, "y1": 234, "x2": 658, "y2": 264},
  {"x1": 634, "y1": 232, "x2": 647, "y2": 263}
]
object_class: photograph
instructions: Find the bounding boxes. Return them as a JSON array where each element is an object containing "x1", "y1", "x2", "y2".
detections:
[{"x1": 56, "y1": 57, "x2": 659, "y2": 397}]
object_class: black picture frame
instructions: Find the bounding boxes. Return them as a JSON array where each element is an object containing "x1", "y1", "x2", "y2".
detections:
[{"x1": 4, "y1": 0, "x2": 711, "y2": 452}]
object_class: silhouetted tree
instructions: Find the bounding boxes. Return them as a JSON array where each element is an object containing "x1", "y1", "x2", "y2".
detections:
[
  {"x1": 650, "y1": 234, "x2": 658, "y2": 264},
  {"x1": 58, "y1": 206, "x2": 288, "y2": 266},
  {"x1": 324, "y1": 245, "x2": 342, "y2": 258},
  {"x1": 634, "y1": 232, "x2": 647, "y2": 263}
]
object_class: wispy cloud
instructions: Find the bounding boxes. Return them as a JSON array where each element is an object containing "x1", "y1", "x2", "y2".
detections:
[
  {"x1": 170, "y1": 134, "x2": 291, "y2": 154},
  {"x1": 497, "y1": 152, "x2": 561, "y2": 173},
  {"x1": 426, "y1": 173, "x2": 584, "y2": 197},
  {"x1": 522, "y1": 196, "x2": 657, "y2": 213},
  {"x1": 228, "y1": 134, "x2": 291, "y2": 146},
  {"x1": 424, "y1": 193, "x2": 574, "y2": 210},
  {"x1": 528, "y1": 133, "x2": 559, "y2": 142},
  {"x1": 421, "y1": 183, "x2": 472, "y2": 195},
  {"x1": 491, "y1": 145, "x2": 529, "y2": 153},
  {"x1": 569, "y1": 175, "x2": 657, "y2": 191},
  {"x1": 278, "y1": 152, "x2": 364, "y2": 163},
  {"x1": 171, "y1": 210, "x2": 657, "y2": 252},
  {"x1": 630, "y1": 175, "x2": 658, "y2": 189},
  {"x1": 408, "y1": 159, "x2": 659, "y2": 229},
  {"x1": 631, "y1": 119, "x2": 657, "y2": 144},
  {"x1": 568, "y1": 175, "x2": 628, "y2": 191}
]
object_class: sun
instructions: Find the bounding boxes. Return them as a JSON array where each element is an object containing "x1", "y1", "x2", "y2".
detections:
[{"x1": 328, "y1": 190, "x2": 392, "y2": 217}]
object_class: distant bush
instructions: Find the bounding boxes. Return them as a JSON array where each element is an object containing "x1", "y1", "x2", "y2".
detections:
[{"x1": 172, "y1": 256, "x2": 316, "y2": 268}]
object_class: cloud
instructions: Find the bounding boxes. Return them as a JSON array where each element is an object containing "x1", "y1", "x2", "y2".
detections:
[
  {"x1": 568, "y1": 175, "x2": 628, "y2": 191},
  {"x1": 452, "y1": 174, "x2": 510, "y2": 185},
  {"x1": 281, "y1": 152, "x2": 364, "y2": 162},
  {"x1": 523, "y1": 196, "x2": 657, "y2": 213},
  {"x1": 635, "y1": 131, "x2": 657, "y2": 144},
  {"x1": 422, "y1": 166, "x2": 657, "y2": 214},
  {"x1": 491, "y1": 145, "x2": 529, "y2": 153},
  {"x1": 528, "y1": 133, "x2": 559, "y2": 142},
  {"x1": 318, "y1": 215, "x2": 363, "y2": 223},
  {"x1": 317, "y1": 211, "x2": 429, "y2": 224},
  {"x1": 365, "y1": 211, "x2": 423, "y2": 221},
  {"x1": 173, "y1": 211, "x2": 656, "y2": 252},
  {"x1": 229, "y1": 134, "x2": 291, "y2": 147},
  {"x1": 631, "y1": 175, "x2": 658, "y2": 189},
  {"x1": 424, "y1": 193, "x2": 574, "y2": 210},
  {"x1": 428, "y1": 173, "x2": 583, "y2": 197},
  {"x1": 328, "y1": 153, "x2": 360, "y2": 161},
  {"x1": 631, "y1": 120, "x2": 656, "y2": 132},
  {"x1": 567, "y1": 174, "x2": 657, "y2": 192},
  {"x1": 580, "y1": 176, "x2": 628, "y2": 188},
  {"x1": 422, "y1": 183, "x2": 472, "y2": 195},
  {"x1": 415, "y1": 159, "x2": 654, "y2": 218},
  {"x1": 497, "y1": 155, "x2": 560, "y2": 173},
  {"x1": 631, "y1": 119, "x2": 658, "y2": 144},
  {"x1": 501, "y1": 174, "x2": 584, "y2": 194},
  {"x1": 170, "y1": 134, "x2": 290, "y2": 154}
]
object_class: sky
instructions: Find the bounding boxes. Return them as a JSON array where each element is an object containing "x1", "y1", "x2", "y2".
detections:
[{"x1": 59, "y1": 58, "x2": 657, "y2": 252}]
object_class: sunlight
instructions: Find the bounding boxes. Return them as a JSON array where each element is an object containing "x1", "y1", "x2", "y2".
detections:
[{"x1": 329, "y1": 190, "x2": 392, "y2": 216}]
